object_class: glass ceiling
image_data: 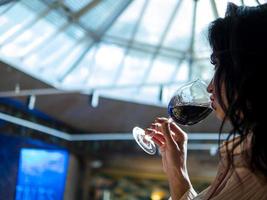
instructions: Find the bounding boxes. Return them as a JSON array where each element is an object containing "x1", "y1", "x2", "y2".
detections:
[{"x1": 0, "y1": 0, "x2": 264, "y2": 106}]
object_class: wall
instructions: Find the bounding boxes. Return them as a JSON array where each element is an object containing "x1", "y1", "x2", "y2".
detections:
[{"x1": 0, "y1": 133, "x2": 77, "y2": 200}]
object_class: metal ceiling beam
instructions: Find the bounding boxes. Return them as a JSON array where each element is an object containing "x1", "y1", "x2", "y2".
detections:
[
  {"x1": 72, "y1": 0, "x2": 101, "y2": 20},
  {"x1": 52, "y1": 0, "x2": 102, "y2": 43},
  {"x1": 0, "y1": 112, "x2": 71, "y2": 140},
  {"x1": 0, "y1": 112, "x2": 227, "y2": 152},
  {"x1": 0, "y1": 80, "x2": 188, "y2": 98},
  {"x1": 42, "y1": 0, "x2": 99, "y2": 41},
  {"x1": 70, "y1": 133, "x2": 227, "y2": 141},
  {"x1": 56, "y1": 0, "x2": 102, "y2": 41},
  {"x1": 0, "y1": 88, "x2": 81, "y2": 97},
  {"x1": 58, "y1": 0, "x2": 133, "y2": 82},
  {"x1": 96, "y1": 0, "x2": 133, "y2": 34},
  {"x1": 0, "y1": 0, "x2": 17, "y2": 6}
]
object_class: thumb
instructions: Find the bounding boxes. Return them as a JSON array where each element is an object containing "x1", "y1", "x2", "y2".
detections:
[
  {"x1": 169, "y1": 122, "x2": 188, "y2": 144},
  {"x1": 161, "y1": 121, "x2": 177, "y2": 147}
]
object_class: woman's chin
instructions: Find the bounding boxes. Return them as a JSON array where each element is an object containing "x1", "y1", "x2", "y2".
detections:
[
  {"x1": 212, "y1": 107, "x2": 223, "y2": 120},
  {"x1": 215, "y1": 111, "x2": 225, "y2": 121}
]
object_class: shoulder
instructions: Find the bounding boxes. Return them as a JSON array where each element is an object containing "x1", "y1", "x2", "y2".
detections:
[
  {"x1": 206, "y1": 153, "x2": 267, "y2": 199},
  {"x1": 204, "y1": 134, "x2": 267, "y2": 199},
  {"x1": 214, "y1": 167, "x2": 267, "y2": 199}
]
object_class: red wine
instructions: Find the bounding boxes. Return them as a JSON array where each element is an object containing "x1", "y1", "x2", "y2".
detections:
[{"x1": 168, "y1": 105, "x2": 212, "y2": 125}]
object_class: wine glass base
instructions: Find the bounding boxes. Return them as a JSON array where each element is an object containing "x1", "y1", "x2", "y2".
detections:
[{"x1": 132, "y1": 127, "x2": 156, "y2": 155}]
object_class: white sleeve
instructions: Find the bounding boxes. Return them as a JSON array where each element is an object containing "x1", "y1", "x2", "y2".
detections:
[{"x1": 168, "y1": 188, "x2": 198, "y2": 200}]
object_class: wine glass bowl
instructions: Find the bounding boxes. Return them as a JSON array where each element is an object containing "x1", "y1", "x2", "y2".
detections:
[
  {"x1": 133, "y1": 79, "x2": 212, "y2": 155},
  {"x1": 167, "y1": 79, "x2": 212, "y2": 125}
]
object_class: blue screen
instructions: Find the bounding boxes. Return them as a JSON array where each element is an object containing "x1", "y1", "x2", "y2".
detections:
[{"x1": 15, "y1": 148, "x2": 69, "y2": 200}]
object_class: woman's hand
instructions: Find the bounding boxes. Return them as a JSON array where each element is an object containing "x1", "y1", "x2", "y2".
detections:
[{"x1": 145, "y1": 117, "x2": 192, "y2": 199}]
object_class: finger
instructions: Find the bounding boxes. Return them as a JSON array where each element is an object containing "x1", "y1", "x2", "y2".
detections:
[
  {"x1": 155, "y1": 117, "x2": 169, "y2": 124},
  {"x1": 145, "y1": 128, "x2": 165, "y2": 142},
  {"x1": 145, "y1": 128, "x2": 166, "y2": 146},
  {"x1": 151, "y1": 136, "x2": 164, "y2": 146},
  {"x1": 161, "y1": 121, "x2": 176, "y2": 146},
  {"x1": 145, "y1": 128, "x2": 165, "y2": 147},
  {"x1": 145, "y1": 128, "x2": 156, "y2": 136},
  {"x1": 154, "y1": 119, "x2": 185, "y2": 145},
  {"x1": 169, "y1": 122, "x2": 188, "y2": 143},
  {"x1": 150, "y1": 123, "x2": 162, "y2": 131},
  {"x1": 151, "y1": 132, "x2": 165, "y2": 145}
]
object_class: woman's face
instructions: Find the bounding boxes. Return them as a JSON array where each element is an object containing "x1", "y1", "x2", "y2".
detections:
[
  {"x1": 207, "y1": 76, "x2": 226, "y2": 120},
  {"x1": 208, "y1": 53, "x2": 228, "y2": 120}
]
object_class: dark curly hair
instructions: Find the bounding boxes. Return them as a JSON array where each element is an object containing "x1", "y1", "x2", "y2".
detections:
[{"x1": 208, "y1": 2, "x2": 267, "y2": 177}]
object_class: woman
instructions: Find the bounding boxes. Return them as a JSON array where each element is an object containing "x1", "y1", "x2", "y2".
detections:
[{"x1": 146, "y1": 3, "x2": 267, "y2": 200}]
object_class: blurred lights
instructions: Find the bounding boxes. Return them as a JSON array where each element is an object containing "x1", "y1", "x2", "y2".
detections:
[
  {"x1": 151, "y1": 189, "x2": 165, "y2": 200},
  {"x1": 90, "y1": 160, "x2": 103, "y2": 169}
]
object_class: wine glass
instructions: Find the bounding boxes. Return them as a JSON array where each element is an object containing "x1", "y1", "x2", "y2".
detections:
[{"x1": 133, "y1": 79, "x2": 212, "y2": 155}]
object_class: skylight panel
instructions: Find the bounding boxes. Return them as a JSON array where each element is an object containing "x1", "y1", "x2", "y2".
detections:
[
  {"x1": 163, "y1": 0, "x2": 193, "y2": 51},
  {"x1": 146, "y1": 55, "x2": 177, "y2": 84},
  {"x1": 1, "y1": 20, "x2": 55, "y2": 58},
  {"x1": 135, "y1": 0, "x2": 177, "y2": 45},
  {"x1": 194, "y1": 0, "x2": 214, "y2": 53},
  {"x1": 86, "y1": 43, "x2": 125, "y2": 87},
  {"x1": 22, "y1": 33, "x2": 75, "y2": 72},
  {"x1": 0, "y1": 3, "x2": 36, "y2": 43},
  {"x1": 116, "y1": 49, "x2": 152, "y2": 86},
  {"x1": 106, "y1": 0, "x2": 147, "y2": 40},
  {"x1": 134, "y1": 86, "x2": 160, "y2": 105},
  {"x1": 63, "y1": 46, "x2": 97, "y2": 88}
]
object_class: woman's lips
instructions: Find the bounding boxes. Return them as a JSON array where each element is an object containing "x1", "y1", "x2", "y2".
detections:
[{"x1": 210, "y1": 96, "x2": 215, "y2": 101}]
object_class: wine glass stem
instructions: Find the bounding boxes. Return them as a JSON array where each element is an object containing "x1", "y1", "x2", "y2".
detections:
[{"x1": 168, "y1": 118, "x2": 173, "y2": 123}]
